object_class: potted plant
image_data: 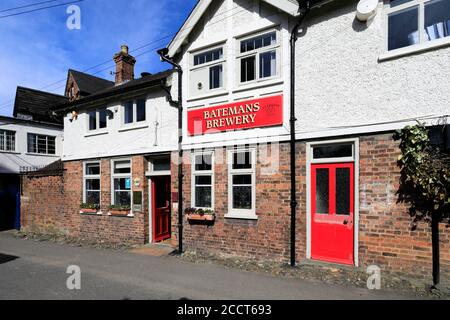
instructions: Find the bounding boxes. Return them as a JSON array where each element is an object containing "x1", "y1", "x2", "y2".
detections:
[
  {"x1": 185, "y1": 207, "x2": 215, "y2": 222},
  {"x1": 108, "y1": 205, "x2": 131, "y2": 216},
  {"x1": 80, "y1": 203, "x2": 100, "y2": 214}
]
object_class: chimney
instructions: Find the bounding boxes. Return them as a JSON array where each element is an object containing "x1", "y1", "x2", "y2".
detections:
[{"x1": 113, "y1": 45, "x2": 136, "y2": 85}]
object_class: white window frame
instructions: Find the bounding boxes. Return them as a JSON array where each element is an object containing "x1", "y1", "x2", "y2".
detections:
[
  {"x1": 0, "y1": 129, "x2": 16, "y2": 152},
  {"x1": 83, "y1": 161, "x2": 101, "y2": 206},
  {"x1": 190, "y1": 45, "x2": 226, "y2": 93},
  {"x1": 380, "y1": 0, "x2": 450, "y2": 61},
  {"x1": 87, "y1": 107, "x2": 108, "y2": 132},
  {"x1": 305, "y1": 138, "x2": 360, "y2": 266},
  {"x1": 146, "y1": 155, "x2": 171, "y2": 176},
  {"x1": 110, "y1": 158, "x2": 133, "y2": 210},
  {"x1": 236, "y1": 29, "x2": 281, "y2": 86},
  {"x1": 225, "y1": 148, "x2": 257, "y2": 220},
  {"x1": 191, "y1": 151, "x2": 215, "y2": 210},
  {"x1": 27, "y1": 133, "x2": 56, "y2": 155},
  {"x1": 121, "y1": 97, "x2": 147, "y2": 126}
]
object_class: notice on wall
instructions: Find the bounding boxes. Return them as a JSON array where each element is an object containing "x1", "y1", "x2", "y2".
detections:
[{"x1": 187, "y1": 94, "x2": 283, "y2": 136}]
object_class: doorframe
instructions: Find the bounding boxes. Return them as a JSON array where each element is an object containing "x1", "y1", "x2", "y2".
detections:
[
  {"x1": 305, "y1": 137, "x2": 360, "y2": 266},
  {"x1": 147, "y1": 174, "x2": 171, "y2": 244}
]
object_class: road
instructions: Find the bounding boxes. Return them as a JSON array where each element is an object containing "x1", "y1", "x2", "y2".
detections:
[{"x1": 0, "y1": 231, "x2": 415, "y2": 300}]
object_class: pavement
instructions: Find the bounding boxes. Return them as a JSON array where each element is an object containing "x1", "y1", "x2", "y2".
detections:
[{"x1": 0, "y1": 230, "x2": 418, "y2": 300}]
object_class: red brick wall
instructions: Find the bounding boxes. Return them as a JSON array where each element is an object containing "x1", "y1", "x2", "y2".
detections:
[
  {"x1": 172, "y1": 134, "x2": 450, "y2": 281},
  {"x1": 21, "y1": 156, "x2": 149, "y2": 246}
]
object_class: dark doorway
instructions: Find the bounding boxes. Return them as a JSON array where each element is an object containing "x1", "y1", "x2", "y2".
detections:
[{"x1": 0, "y1": 175, "x2": 20, "y2": 231}]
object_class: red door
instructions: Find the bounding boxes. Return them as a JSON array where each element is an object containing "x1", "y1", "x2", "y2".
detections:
[
  {"x1": 311, "y1": 163, "x2": 354, "y2": 265},
  {"x1": 152, "y1": 176, "x2": 171, "y2": 242}
]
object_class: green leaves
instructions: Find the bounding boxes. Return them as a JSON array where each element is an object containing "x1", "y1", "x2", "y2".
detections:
[{"x1": 395, "y1": 124, "x2": 450, "y2": 224}]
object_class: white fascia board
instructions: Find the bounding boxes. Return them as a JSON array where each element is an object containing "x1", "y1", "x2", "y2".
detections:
[
  {"x1": 168, "y1": 0, "x2": 213, "y2": 58},
  {"x1": 263, "y1": 0, "x2": 299, "y2": 16}
]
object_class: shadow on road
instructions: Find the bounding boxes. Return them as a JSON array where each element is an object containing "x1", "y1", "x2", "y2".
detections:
[{"x1": 0, "y1": 253, "x2": 19, "y2": 265}]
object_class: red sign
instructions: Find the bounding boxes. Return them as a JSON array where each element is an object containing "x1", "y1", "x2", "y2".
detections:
[{"x1": 187, "y1": 95, "x2": 283, "y2": 136}]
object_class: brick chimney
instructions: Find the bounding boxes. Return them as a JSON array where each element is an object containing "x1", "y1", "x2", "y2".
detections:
[{"x1": 113, "y1": 45, "x2": 136, "y2": 85}]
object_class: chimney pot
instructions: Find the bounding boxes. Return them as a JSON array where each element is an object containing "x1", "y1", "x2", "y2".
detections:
[{"x1": 121, "y1": 45, "x2": 129, "y2": 55}]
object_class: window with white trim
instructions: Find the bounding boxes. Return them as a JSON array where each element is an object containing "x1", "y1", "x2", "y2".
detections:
[
  {"x1": 112, "y1": 159, "x2": 132, "y2": 207},
  {"x1": 88, "y1": 107, "x2": 107, "y2": 131},
  {"x1": 27, "y1": 133, "x2": 56, "y2": 155},
  {"x1": 190, "y1": 46, "x2": 225, "y2": 95},
  {"x1": 238, "y1": 31, "x2": 279, "y2": 84},
  {"x1": 386, "y1": 0, "x2": 450, "y2": 51},
  {"x1": 227, "y1": 149, "x2": 256, "y2": 219},
  {"x1": 123, "y1": 98, "x2": 146, "y2": 125},
  {"x1": 192, "y1": 152, "x2": 214, "y2": 209},
  {"x1": 0, "y1": 129, "x2": 15, "y2": 152},
  {"x1": 83, "y1": 162, "x2": 101, "y2": 206}
]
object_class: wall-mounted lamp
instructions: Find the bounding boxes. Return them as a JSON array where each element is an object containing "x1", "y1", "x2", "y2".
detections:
[
  {"x1": 106, "y1": 109, "x2": 114, "y2": 119},
  {"x1": 69, "y1": 111, "x2": 78, "y2": 123}
]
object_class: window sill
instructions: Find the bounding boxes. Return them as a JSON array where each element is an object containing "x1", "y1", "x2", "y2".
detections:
[
  {"x1": 118, "y1": 124, "x2": 149, "y2": 132},
  {"x1": 26, "y1": 153, "x2": 59, "y2": 157},
  {"x1": 0, "y1": 150, "x2": 20, "y2": 155},
  {"x1": 379, "y1": 37, "x2": 450, "y2": 62},
  {"x1": 107, "y1": 212, "x2": 135, "y2": 218},
  {"x1": 84, "y1": 130, "x2": 108, "y2": 138},
  {"x1": 224, "y1": 212, "x2": 258, "y2": 220},
  {"x1": 187, "y1": 90, "x2": 229, "y2": 103},
  {"x1": 232, "y1": 78, "x2": 283, "y2": 93}
]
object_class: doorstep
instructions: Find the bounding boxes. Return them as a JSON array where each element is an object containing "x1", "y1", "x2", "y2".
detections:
[{"x1": 130, "y1": 243, "x2": 175, "y2": 257}]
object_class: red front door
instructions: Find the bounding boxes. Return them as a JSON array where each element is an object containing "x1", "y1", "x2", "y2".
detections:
[
  {"x1": 152, "y1": 176, "x2": 171, "y2": 242},
  {"x1": 311, "y1": 163, "x2": 354, "y2": 265}
]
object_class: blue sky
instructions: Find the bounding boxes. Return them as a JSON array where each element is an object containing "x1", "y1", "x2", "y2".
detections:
[{"x1": 0, "y1": 0, "x2": 198, "y2": 116}]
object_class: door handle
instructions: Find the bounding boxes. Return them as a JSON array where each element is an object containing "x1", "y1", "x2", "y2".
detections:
[{"x1": 343, "y1": 220, "x2": 348, "y2": 225}]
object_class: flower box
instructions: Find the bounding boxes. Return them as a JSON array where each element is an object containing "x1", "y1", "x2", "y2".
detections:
[
  {"x1": 187, "y1": 214, "x2": 215, "y2": 222},
  {"x1": 80, "y1": 208, "x2": 98, "y2": 214},
  {"x1": 109, "y1": 210, "x2": 131, "y2": 216}
]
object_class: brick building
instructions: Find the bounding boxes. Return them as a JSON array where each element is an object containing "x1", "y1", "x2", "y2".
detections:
[{"x1": 21, "y1": 0, "x2": 450, "y2": 283}]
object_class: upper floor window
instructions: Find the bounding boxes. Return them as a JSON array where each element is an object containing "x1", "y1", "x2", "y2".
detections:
[
  {"x1": 387, "y1": 0, "x2": 450, "y2": 51},
  {"x1": 0, "y1": 129, "x2": 15, "y2": 152},
  {"x1": 238, "y1": 31, "x2": 279, "y2": 84},
  {"x1": 190, "y1": 46, "x2": 225, "y2": 96},
  {"x1": 27, "y1": 133, "x2": 56, "y2": 155},
  {"x1": 123, "y1": 98, "x2": 146, "y2": 125},
  {"x1": 88, "y1": 107, "x2": 107, "y2": 131}
]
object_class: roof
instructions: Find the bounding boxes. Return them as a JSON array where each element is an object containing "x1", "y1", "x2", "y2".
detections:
[
  {"x1": 54, "y1": 69, "x2": 174, "y2": 111},
  {"x1": 13, "y1": 86, "x2": 68, "y2": 124},
  {"x1": 0, "y1": 115, "x2": 63, "y2": 128},
  {"x1": 167, "y1": 0, "x2": 301, "y2": 57},
  {"x1": 67, "y1": 69, "x2": 114, "y2": 96}
]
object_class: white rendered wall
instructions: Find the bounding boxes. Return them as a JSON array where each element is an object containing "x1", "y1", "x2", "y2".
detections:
[
  {"x1": 62, "y1": 89, "x2": 178, "y2": 161},
  {"x1": 0, "y1": 119, "x2": 62, "y2": 174}
]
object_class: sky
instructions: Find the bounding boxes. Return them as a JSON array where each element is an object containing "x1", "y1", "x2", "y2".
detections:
[{"x1": 0, "y1": 0, "x2": 198, "y2": 116}]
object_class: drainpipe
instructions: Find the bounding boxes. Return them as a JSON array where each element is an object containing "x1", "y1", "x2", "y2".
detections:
[
  {"x1": 290, "y1": 1, "x2": 310, "y2": 267},
  {"x1": 157, "y1": 48, "x2": 184, "y2": 254}
]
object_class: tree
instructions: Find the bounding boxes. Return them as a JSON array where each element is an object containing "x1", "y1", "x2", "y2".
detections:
[{"x1": 394, "y1": 123, "x2": 450, "y2": 288}]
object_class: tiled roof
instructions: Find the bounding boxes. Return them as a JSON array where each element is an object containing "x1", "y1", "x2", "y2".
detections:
[
  {"x1": 13, "y1": 87, "x2": 68, "y2": 124},
  {"x1": 68, "y1": 69, "x2": 114, "y2": 95}
]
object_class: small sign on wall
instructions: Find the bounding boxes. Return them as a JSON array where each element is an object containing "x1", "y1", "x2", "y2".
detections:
[{"x1": 133, "y1": 191, "x2": 143, "y2": 212}]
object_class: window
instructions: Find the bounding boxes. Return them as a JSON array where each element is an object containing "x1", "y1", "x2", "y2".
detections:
[
  {"x1": 112, "y1": 160, "x2": 132, "y2": 207},
  {"x1": 88, "y1": 107, "x2": 107, "y2": 131},
  {"x1": 387, "y1": 0, "x2": 450, "y2": 51},
  {"x1": 83, "y1": 162, "x2": 100, "y2": 206},
  {"x1": 227, "y1": 149, "x2": 256, "y2": 219},
  {"x1": 123, "y1": 98, "x2": 146, "y2": 125},
  {"x1": 192, "y1": 152, "x2": 213, "y2": 209},
  {"x1": 190, "y1": 47, "x2": 225, "y2": 94},
  {"x1": 0, "y1": 130, "x2": 15, "y2": 152},
  {"x1": 238, "y1": 31, "x2": 279, "y2": 83},
  {"x1": 27, "y1": 133, "x2": 56, "y2": 155}
]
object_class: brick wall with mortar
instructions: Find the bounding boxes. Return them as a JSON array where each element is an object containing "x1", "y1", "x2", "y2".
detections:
[
  {"x1": 171, "y1": 133, "x2": 449, "y2": 281},
  {"x1": 21, "y1": 155, "x2": 149, "y2": 246}
]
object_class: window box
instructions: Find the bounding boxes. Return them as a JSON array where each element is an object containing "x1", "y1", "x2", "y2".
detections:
[
  {"x1": 108, "y1": 205, "x2": 131, "y2": 217},
  {"x1": 185, "y1": 208, "x2": 216, "y2": 223},
  {"x1": 80, "y1": 203, "x2": 100, "y2": 214}
]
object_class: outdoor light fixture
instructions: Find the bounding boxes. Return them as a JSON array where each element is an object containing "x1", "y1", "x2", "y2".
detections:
[
  {"x1": 69, "y1": 111, "x2": 78, "y2": 122},
  {"x1": 106, "y1": 109, "x2": 114, "y2": 119}
]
